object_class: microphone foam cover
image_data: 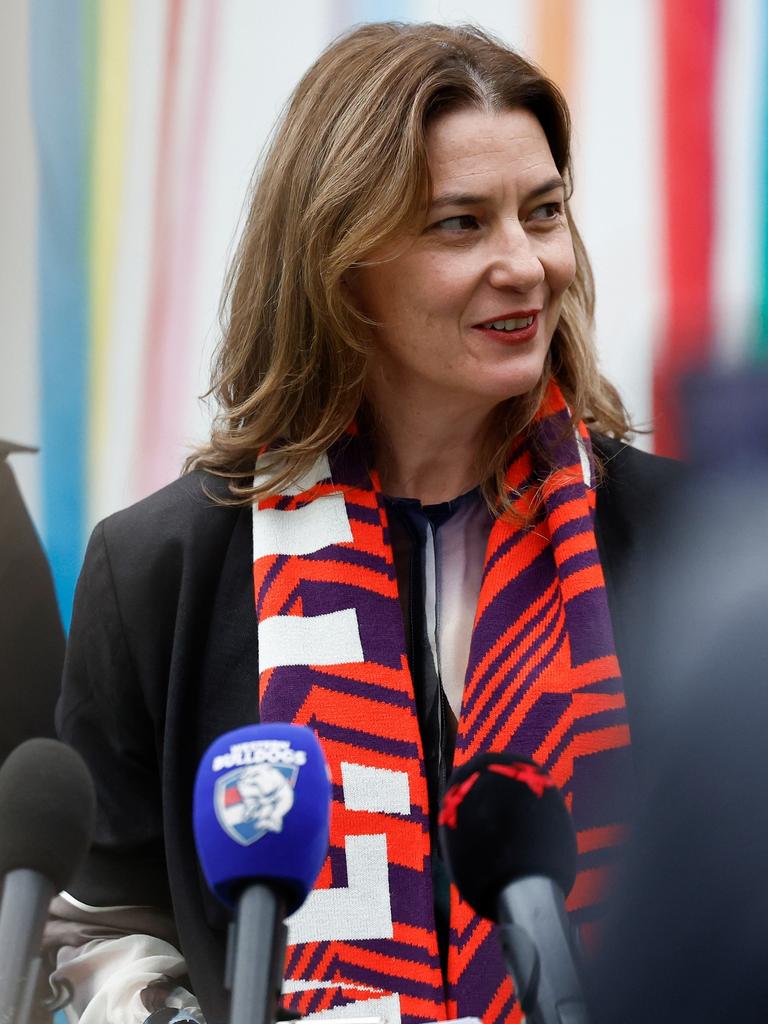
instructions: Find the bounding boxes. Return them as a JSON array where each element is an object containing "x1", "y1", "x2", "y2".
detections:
[
  {"x1": 439, "y1": 752, "x2": 577, "y2": 921},
  {"x1": 193, "y1": 723, "x2": 331, "y2": 914},
  {"x1": 0, "y1": 738, "x2": 96, "y2": 891}
]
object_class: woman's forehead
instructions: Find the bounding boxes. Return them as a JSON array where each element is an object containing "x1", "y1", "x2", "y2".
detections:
[{"x1": 426, "y1": 108, "x2": 559, "y2": 201}]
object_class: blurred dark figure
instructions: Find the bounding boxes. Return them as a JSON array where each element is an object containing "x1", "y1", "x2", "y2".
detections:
[
  {"x1": 0, "y1": 441, "x2": 63, "y2": 763},
  {"x1": 589, "y1": 369, "x2": 768, "y2": 1024}
]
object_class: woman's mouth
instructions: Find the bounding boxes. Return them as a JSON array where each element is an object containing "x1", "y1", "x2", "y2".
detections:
[{"x1": 473, "y1": 311, "x2": 539, "y2": 343}]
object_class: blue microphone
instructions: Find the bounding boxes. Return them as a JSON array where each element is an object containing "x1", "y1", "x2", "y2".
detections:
[{"x1": 193, "y1": 724, "x2": 331, "y2": 1024}]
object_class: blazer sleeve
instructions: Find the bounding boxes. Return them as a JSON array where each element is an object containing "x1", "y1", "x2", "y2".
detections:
[
  {"x1": 57, "y1": 519, "x2": 172, "y2": 910},
  {"x1": 52, "y1": 473, "x2": 248, "y2": 1024},
  {"x1": 51, "y1": 521, "x2": 197, "y2": 1024}
]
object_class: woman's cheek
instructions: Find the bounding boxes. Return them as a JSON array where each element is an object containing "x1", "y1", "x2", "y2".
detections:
[{"x1": 550, "y1": 238, "x2": 577, "y2": 295}]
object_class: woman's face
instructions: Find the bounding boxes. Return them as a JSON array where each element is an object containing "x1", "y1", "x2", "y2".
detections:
[{"x1": 354, "y1": 106, "x2": 576, "y2": 419}]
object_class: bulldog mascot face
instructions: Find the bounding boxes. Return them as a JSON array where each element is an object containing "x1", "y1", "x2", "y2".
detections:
[
  {"x1": 215, "y1": 761, "x2": 299, "y2": 846},
  {"x1": 237, "y1": 764, "x2": 295, "y2": 832}
]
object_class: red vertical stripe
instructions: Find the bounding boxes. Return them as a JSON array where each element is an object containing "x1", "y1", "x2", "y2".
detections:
[{"x1": 654, "y1": 0, "x2": 720, "y2": 455}]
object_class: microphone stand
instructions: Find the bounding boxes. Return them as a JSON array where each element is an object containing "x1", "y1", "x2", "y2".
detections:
[
  {"x1": 226, "y1": 884, "x2": 288, "y2": 1024},
  {"x1": 0, "y1": 869, "x2": 55, "y2": 1024},
  {"x1": 496, "y1": 876, "x2": 591, "y2": 1024}
]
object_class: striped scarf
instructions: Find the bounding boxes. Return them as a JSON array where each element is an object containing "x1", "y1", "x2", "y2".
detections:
[{"x1": 252, "y1": 382, "x2": 632, "y2": 1024}]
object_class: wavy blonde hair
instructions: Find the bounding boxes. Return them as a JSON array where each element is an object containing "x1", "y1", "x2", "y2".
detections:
[{"x1": 188, "y1": 21, "x2": 631, "y2": 508}]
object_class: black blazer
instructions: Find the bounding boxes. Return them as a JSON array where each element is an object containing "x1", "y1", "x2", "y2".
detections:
[{"x1": 57, "y1": 435, "x2": 677, "y2": 1022}]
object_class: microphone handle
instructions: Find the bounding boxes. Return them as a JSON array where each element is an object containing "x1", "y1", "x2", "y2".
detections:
[
  {"x1": 229, "y1": 883, "x2": 287, "y2": 1024},
  {"x1": 0, "y1": 869, "x2": 55, "y2": 1024},
  {"x1": 496, "y1": 875, "x2": 590, "y2": 1024}
]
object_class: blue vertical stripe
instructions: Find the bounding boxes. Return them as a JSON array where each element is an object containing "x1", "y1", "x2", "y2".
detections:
[
  {"x1": 29, "y1": 0, "x2": 94, "y2": 627},
  {"x1": 356, "y1": 0, "x2": 413, "y2": 23}
]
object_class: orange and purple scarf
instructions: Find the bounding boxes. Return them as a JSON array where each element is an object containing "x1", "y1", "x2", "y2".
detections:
[{"x1": 253, "y1": 382, "x2": 632, "y2": 1023}]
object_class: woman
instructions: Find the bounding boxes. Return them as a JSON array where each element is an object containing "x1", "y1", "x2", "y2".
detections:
[{"x1": 52, "y1": 21, "x2": 675, "y2": 1024}]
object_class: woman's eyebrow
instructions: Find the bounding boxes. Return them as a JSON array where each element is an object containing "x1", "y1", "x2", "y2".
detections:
[
  {"x1": 524, "y1": 176, "x2": 566, "y2": 201},
  {"x1": 429, "y1": 176, "x2": 565, "y2": 211},
  {"x1": 429, "y1": 191, "x2": 486, "y2": 211}
]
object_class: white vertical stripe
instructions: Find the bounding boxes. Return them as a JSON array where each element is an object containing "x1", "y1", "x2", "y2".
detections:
[
  {"x1": 574, "y1": 0, "x2": 662, "y2": 446},
  {"x1": 409, "y1": 0, "x2": 532, "y2": 55},
  {"x1": 258, "y1": 609, "x2": 364, "y2": 670},
  {"x1": 141, "y1": 0, "x2": 218, "y2": 495},
  {"x1": 576, "y1": 432, "x2": 591, "y2": 488},
  {"x1": 0, "y1": 0, "x2": 40, "y2": 527},
  {"x1": 305, "y1": 994, "x2": 401, "y2": 1023},
  {"x1": 253, "y1": 453, "x2": 332, "y2": 496},
  {"x1": 341, "y1": 763, "x2": 411, "y2": 815},
  {"x1": 252, "y1": 492, "x2": 353, "y2": 559},
  {"x1": 283, "y1": 454, "x2": 333, "y2": 495},
  {"x1": 280, "y1": 985, "x2": 401, "y2": 1024},
  {"x1": 185, "y1": 0, "x2": 336, "y2": 459},
  {"x1": 286, "y1": 835, "x2": 393, "y2": 944},
  {"x1": 435, "y1": 497, "x2": 492, "y2": 721},
  {"x1": 712, "y1": 0, "x2": 764, "y2": 366},
  {"x1": 423, "y1": 522, "x2": 440, "y2": 686},
  {"x1": 281, "y1": 979, "x2": 384, "y2": 994}
]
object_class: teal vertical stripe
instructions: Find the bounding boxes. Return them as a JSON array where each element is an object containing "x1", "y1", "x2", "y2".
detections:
[
  {"x1": 29, "y1": 0, "x2": 93, "y2": 627},
  {"x1": 757, "y1": 0, "x2": 768, "y2": 359}
]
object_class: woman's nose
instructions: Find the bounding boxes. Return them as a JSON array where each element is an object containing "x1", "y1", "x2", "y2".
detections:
[{"x1": 487, "y1": 225, "x2": 545, "y2": 292}]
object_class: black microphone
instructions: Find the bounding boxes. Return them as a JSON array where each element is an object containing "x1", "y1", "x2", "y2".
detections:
[
  {"x1": 0, "y1": 738, "x2": 96, "y2": 1024},
  {"x1": 439, "y1": 752, "x2": 589, "y2": 1024}
]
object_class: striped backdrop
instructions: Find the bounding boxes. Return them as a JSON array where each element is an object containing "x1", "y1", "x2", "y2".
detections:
[{"x1": 4, "y1": 0, "x2": 767, "y2": 623}]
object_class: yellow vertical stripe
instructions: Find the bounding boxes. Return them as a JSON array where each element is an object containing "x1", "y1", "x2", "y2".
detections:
[
  {"x1": 532, "y1": 0, "x2": 575, "y2": 100},
  {"x1": 89, "y1": 0, "x2": 131, "y2": 486}
]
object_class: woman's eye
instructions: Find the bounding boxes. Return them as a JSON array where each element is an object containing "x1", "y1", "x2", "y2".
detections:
[
  {"x1": 435, "y1": 214, "x2": 480, "y2": 232},
  {"x1": 529, "y1": 202, "x2": 563, "y2": 222}
]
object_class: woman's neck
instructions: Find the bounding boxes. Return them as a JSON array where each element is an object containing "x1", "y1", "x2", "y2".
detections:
[{"x1": 369, "y1": 397, "x2": 494, "y2": 504}]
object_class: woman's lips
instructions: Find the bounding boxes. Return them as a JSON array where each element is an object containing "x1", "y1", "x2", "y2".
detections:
[{"x1": 472, "y1": 312, "x2": 539, "y2": 344}]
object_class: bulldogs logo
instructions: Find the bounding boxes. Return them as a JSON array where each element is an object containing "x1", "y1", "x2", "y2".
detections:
[{"x1": 215, "y1": 760, "x2": 299, "y2": 846}]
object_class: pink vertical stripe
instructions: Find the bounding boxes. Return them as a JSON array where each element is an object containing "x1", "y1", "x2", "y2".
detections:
[
  {"x1": 134, "y1": 0, "x2": 182, "y2": 495},
  {"x1": 136, "y1": 1, "x2": 220, "y2": 496}
]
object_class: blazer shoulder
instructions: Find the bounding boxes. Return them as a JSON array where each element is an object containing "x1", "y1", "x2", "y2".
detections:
[
  {"x1": 68, "y1": 471, "x2": 253, "y2": 721},
  {"x1": 592, "y1": 433, "x2": 680, "y2": 514},
  {"x1": 98, "y1": 470, "x2": 244, "y2": 564}
]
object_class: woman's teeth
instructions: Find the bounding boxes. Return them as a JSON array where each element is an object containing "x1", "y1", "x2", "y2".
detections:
[{"x1": 481, "y1": 316, "x2": 535, "y2": 331}]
